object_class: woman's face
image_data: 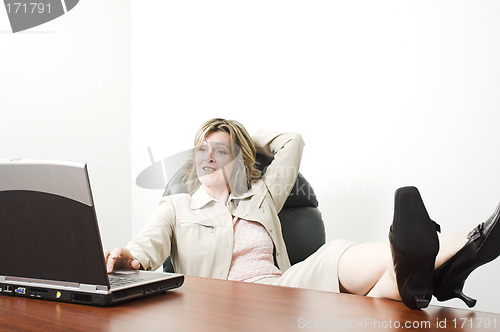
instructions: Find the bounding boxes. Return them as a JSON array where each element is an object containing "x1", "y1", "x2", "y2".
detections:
[{"x1": 195, "y1": 131, "x2": 236, "y2": 191}]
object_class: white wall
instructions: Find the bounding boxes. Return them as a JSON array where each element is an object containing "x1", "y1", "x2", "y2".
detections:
[
  {"x1": 0, "y1": 0, "x2": 131, "y2": 250},
  {"x1": 131, "y1": 1, "x2": 500, "y2": 313}
]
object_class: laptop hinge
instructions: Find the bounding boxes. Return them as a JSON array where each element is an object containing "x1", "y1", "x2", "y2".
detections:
[{"x1": 79, "y1": 284, "x2": 97, "y2": 292}]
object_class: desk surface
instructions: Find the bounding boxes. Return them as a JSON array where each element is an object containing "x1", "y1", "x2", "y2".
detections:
[{"x1": 1, "y1": 276, "x2": 499, "y2": 331}]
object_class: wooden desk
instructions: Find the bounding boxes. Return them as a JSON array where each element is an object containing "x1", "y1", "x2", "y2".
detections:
[{"x1": 1, "y1": 276, "x2": 499, "y2": 331}]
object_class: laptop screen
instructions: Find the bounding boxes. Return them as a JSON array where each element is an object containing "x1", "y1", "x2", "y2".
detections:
[{"x1": 0, "y1": 160, "x2": 110, "y2": 287}]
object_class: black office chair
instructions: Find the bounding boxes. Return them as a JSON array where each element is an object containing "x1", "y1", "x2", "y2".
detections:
[{"x1": 162, "y1": 153, "x2": 326, "y2": 272}]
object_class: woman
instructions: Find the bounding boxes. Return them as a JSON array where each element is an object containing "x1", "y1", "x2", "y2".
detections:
[{"x1": 105, "y1": 118, "x2": 500, "y2": 310}]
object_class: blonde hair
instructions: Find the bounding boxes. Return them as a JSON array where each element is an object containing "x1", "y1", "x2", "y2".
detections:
[{"x1": 184, "y1": 118, "x2": 261, "y2": 195}]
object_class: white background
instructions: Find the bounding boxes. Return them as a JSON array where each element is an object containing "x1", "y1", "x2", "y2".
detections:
[
  {"x1": 1, "y1": 0, "x2": 500, "y2": 314},
  {"x1": 0, "y1": 0, "x2": 131, "y2": 249}
]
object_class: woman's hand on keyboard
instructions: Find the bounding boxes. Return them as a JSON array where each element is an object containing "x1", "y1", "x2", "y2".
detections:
[{"x1": 104, "y1": 248, "x2": 141, "y2": 273}]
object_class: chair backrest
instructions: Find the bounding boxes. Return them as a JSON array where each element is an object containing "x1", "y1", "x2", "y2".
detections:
[{"x1": 162, "y1": 154, "x2": 326, "y2": 272}]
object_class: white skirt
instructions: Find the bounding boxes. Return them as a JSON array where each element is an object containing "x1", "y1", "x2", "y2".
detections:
[{"x1": 255, "y1": 239, "x2": 356, "y2": 293}]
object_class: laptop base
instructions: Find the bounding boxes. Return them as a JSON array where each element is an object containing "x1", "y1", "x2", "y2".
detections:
[{"x1": 0, "y1": 274, "x2": 184, "y2": 306}]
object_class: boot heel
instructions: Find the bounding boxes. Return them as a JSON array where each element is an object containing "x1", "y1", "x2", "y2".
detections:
[
  {"x1": 393, "y1": 249, "x2": 437, "y2": 309},
  {"x1": 415, "y1": 299, "x2": 430, "y2": 309},
  {"x1": 435, "y1": 286, "x2": 477, "y2": 308},
  {"x1": 434, "y1": 277, "x2": 477, "y2": 308},
  {"x1": 458, "y1": 292, "x2": 477, "y2": 308}
]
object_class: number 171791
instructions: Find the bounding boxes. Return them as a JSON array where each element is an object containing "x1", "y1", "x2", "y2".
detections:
[{"x1": 6, "y1": 2, "x2": 52, "y2": 14}]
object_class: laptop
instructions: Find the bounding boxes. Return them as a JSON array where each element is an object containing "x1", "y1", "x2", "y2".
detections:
[{"x1": 0, "y1": 159, "x2": 184, "y2": 306}]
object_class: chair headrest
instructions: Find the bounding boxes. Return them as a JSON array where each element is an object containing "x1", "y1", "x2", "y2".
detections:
[{"x1": 256, "y1": 154, "x2": 318, "y2": 208}]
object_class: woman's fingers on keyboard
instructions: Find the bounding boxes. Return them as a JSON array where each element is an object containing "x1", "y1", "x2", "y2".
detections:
[
  {"x1": 130, "y1": 259, "x2": 141, "y2": 270},
  {"x1": 105, "y1": 248, "x2": 140, "y2": 273},
  {"x1": 107, "y1": 248, "x2": 129, "y2": 273}
]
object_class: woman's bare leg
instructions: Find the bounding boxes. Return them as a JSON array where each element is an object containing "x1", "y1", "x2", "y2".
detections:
[
  {"x1": 338, "y1": 242, "x2": 392, "y2": 296},
  {"x1": 338, "y1": 232, "x2": 469, "y2": 300}
]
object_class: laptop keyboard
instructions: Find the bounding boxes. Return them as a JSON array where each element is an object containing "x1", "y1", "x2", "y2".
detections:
[{"x1": 109, "y1": 275, "x2": 143, "y2": 288}]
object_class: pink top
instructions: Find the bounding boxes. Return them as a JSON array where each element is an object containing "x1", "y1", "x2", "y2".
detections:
[{"x1": 227, "y1": 216, "x2": 283, "y2": 282}]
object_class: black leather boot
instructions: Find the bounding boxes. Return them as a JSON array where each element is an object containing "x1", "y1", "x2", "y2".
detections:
[
  {"x1": 433, "y1": 201, "x2": 500, "y2": 307},
  {"x1": 389, "y1": 186, "x2": 441, "y2": 309}
]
